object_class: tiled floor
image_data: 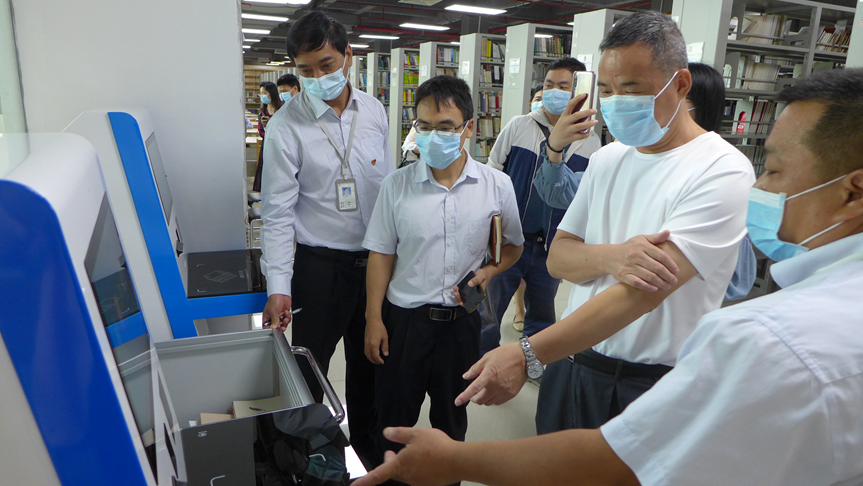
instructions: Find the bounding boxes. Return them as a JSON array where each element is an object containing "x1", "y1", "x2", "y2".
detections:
[{"x1": 326, "y1": 280, "x2": 574, "y2": 486}]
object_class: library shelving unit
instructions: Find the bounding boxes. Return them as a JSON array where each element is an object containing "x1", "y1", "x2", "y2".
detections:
[
  {"x1": 673, "y1": 0, "x2": 857, "y2": 176},
  {"x1": 349, "y1": 55, "x2": 369, "y2": 94},
  {"x1": 419, "y1": 41, "x2": 460, "y2": 85},
  {"x1": 501, "y1": 24, "x2": 573, "y2": 129},
  {"x1": 388, "y1": 47, "x2": 420, "y2": 166},
  {"x1": 368, "y1": 52, "x2": 392, "y2": 109},
  {"x1": 460, "y1": 33, "x2": 506, "y2": 162}
]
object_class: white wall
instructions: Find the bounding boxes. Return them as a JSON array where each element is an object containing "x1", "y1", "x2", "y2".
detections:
[{"x1": 12, "y1": 0, "x2": 247, "y2": 253}]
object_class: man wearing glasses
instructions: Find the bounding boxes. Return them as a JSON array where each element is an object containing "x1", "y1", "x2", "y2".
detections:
[{"x1": 362, "y1": 76, "x2": 524, "y2": 467}]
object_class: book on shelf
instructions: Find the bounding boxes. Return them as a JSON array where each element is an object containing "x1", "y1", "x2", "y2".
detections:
[
  {"x1": 402, "y1": 89, "x2": 416, "y2": 104},
  {"x1": 401, "y1": 107, "x2": 416, "y2": 122},
  {"x1": 405, "y1": 53, "x2": 420, "y2": 69},
  {"x1": 738, "y1": 13, "x2": 788, "y2": 45},
  {"x1": 378, "y1": 56, "x2": 391, "y2": 71},
  {"x1": 533, "y1": 36, "x2": 571, "y2": 58},
  {"x1": 816, "y1": 26, "x2": 852, "y2": 52},
  {"x1": 474, "y1": 139, "x2": 494, "y2": 160},
  {"x1": 436, "y1": 46, "x2": 459, "y2": 65},
  {"x1": 727, "y1": 55, "x2": 781, "y2": 91},
  {"x1": 403, "y1": 72, "x2": 419, "y2": 85},
  {"x1": 728, "y1": 100, "x2": 777, "y2": 135},
  {"x1": 482, "y1": 39, "x2": 505, "y2": 62},
  {"x1": 481, "y1": 65, "x2": 503, "y2": 86},
  {"x1": 478, "y1": 91, "x2": 501, "y2": 112},
  {"x1": 436, "y1": 67, "x2": 458, "y2": 77},
  {"x1": 378, "y1": 72, "x2": 391, "y2": 86},
  {"x1": 477, "y1": 115, "x2": 501, "y2": 139}
]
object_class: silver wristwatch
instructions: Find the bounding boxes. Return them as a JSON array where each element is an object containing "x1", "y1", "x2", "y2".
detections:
[{"x1": 519, "y1": 336, "x2": 543, "y2": 380}]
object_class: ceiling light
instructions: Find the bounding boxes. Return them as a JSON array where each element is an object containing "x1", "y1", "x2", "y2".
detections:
[
  {"x1": 450, "y1": 41, "x2": 461, "y2": 45},
  {"x1": 350, "y1": 43, "x2": 370, "y2": 48},
  {"x1": 567, "y1": 22, "x2": 574, "y2": 26},
  {"x1": 243, "y1": 45, "x2": 252, "y2": 49},
  {"x1": 535, "y1": 33, "x2": 553, "y2": 38},
  {"x1": 444, "y1": 5, "x2": 506, "y2": 15},
  {"x1": 242, "y1": 28, "x2": 271, "y2": 35},
  {"x1": 359, "y1": 34, "x2": 400, "y2": 40},
  {"x1": 242, "y1": 13, "x2": 289, "y2": 22},
  {"x1": 244, "y1": 37, "x2": 261, "y2": 43},
  {"x1": 400, "y1": 23, "x2": 450, "y2": 31}
]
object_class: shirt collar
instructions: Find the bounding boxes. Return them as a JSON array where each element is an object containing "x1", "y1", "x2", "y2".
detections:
[
  {"x1": 305, "y1": 84, "x2": 356, "y2": 119},
  {"x1": 413, "y1": 150, "x2": 481, "y2": 187},
  {"x1": 771, "y1": 232, "x2": 863, "y2": 288},
  {"x1": 529, "y1": 108, "x2": 552, "y2": 128}
]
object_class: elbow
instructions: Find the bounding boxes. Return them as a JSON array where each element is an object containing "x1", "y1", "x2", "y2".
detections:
[{"x1": 546, "y1": 249, "x2": 563, "y2": 280}]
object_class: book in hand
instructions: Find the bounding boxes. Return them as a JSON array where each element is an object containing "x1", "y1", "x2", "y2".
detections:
[{"x1": 488, "y1": 214, "x2": 502, "y2": 264}]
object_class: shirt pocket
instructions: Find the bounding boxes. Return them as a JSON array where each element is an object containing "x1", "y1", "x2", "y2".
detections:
[
  {"x1": 467, "y1": 219, "x2": 491, "y2": 261},
  {"x1": 356, "y1": 135, "x2": 389, "y2": 171}
]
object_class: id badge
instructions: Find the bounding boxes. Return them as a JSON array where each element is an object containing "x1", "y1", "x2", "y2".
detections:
[{"x1": 335, "y1": 179, "x2": 359, "y2": 212}]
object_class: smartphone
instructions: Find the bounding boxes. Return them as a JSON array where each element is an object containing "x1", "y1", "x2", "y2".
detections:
[
  {"x1": 457, "y1": 271, "x2": 486, "y2": 313},
  {"x1": 571, "y1": 71, "x2": 596, "y2": 127}
]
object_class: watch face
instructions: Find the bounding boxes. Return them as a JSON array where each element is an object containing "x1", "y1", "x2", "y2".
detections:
[{"x1": 527, "y1": 362, "x2": 543, "y2": 380}]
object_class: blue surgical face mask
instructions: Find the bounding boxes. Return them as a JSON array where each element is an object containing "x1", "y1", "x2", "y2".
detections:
[
  {"x1": 301, "y1": 55, "x2": 348, "y2": 101},
  {"x1": 531, "y1": 101, "x2": 543, "y2": 112},
  {"x1": 280, "y1": 91, "x2": 292, "y2": 103},
  {"x1": 599, "y1": 71, "x2": 682, "y2": 147},
  {"x1": 542, "y1": 89, "x2": 570, "y2": 116},
  {"x1": 260, "y1": 94, "x2": 271, "y2": 105},
  {"x1": 416, "y1": 125, "x2": 467, "y2": 170},
  {"x1": 746, "y1": 174, "x2": 847, "y2": 262}
]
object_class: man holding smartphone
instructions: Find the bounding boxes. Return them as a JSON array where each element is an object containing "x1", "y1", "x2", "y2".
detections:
[
  {"x1": 362, "y1": 76, "x2": 523, "y2": 467},
  {"x1": 455, "y1": 11, "x2": 755, "y2": 435},
  {"x1": 482, "y1": 58, "x2": 602, "y2": 354}
]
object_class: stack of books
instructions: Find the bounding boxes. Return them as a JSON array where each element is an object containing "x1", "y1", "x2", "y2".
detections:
[
  {"x1": 481, "y1": 65, "x2": 503, "y2": 86},
  {"x1": 816, "y1": 27, "x2": 852, "y2": 52},
  {"x1": 476, "y1": 115, "x2": 501, "y2": 139},
  {"x1": 478, "y1": 91, "x2": 501, "y2": 112},
  {"x1": 436, "y1": 46, "x2": 459, "y2": 66},
  {"x1": 405, "y1": 53, "x2": 420, "y2": 69},
  {"x1": 738, "y1": 14, "x2": 788, "y2": 44},
  {"x1": 533, "y1": 36, "x2": 571, "y2": 58},
  {"x1": 482, "y1": 39, "x2": 505, "y2": 62}
]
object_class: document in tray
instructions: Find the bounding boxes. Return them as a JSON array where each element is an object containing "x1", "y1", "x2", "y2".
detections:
[
  {"x1": 233, "y1": 396, "x2": 283, "y2": 418},
  {"x1": 488, "y1": 214, "x2": 502, "y2": 264}
]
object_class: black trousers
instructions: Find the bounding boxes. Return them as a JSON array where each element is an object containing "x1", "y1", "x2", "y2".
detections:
[
  {"x1": 290, "y1": 244, "x2": 377, "y2": 462},
  {"x1": 375, "y1": 300, "x2": 481, "y2": 467},
  {"x1": 535, "y1": 349, "x2": 672, "y2": 433}
]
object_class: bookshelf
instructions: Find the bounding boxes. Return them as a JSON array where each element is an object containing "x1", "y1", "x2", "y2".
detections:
[
  {"x1": 673, "y1": 0, "x2": 857, "y2": 175},
  {"x1": 418, "y1": 41, "x2": 460, "y2": 85},
  {"x1": 388, "y1": 48, "x2": 420, "y2": 166},
  {"x1": 368, "y1": 52, "x2": 392, "y2": 108},
  {"x1": 460, "y1": 33, "x2": 506, "y2": 162},
  {"x1": 349, "y1": 56, "x2": 369, "y2": 94},
  {"x1": 501, "y1": 24, "x2": 573, "y2": 130}
]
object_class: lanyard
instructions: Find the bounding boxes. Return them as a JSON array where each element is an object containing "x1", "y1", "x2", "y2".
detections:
[{"x1": 304, "y1": 91, "x2": 357, "y2": 180}]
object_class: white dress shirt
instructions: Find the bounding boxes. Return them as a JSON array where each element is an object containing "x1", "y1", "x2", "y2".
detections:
[
  {"x1": 363, "y1": 153, "x2": 524, "y2": 309},
  {"x1": 260, "y1": 86, "x2": 393, "y2": 297},
  {"x1": 601, "y1": 232, "x2": 863, "y2": 485},
  {"x1": 557, "y1": 132, "x2": 755, "y2": 365}
]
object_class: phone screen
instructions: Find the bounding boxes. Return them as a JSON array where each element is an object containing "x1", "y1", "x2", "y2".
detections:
[{"x1": 571, "y1": 71, "x2": 596, "y2": 125}]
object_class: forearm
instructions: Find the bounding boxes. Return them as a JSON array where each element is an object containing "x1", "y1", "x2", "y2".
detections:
[
  {"x1": 365, "y1": 252, "x2": 395, "y2": 320},
  {"x1": 482, "y1": 244, "x2": 522, "y2": 279},
  {"x1": 534, "y1": 146, "x2": 583, "y2": 209},
  {"x1": 546, "y1": 236, "x2": 615, "y2": 284},
  {"x1": 455, "y1": 429, "x2": 637, "y2": 486}
]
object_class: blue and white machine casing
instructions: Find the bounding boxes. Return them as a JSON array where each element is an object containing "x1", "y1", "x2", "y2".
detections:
[
  {"x1": 66, "y1": 109, "x2": 183, "y2": 343},
  {"x1": 0, "y1": 133, "x2": 181, "y2": 485}
]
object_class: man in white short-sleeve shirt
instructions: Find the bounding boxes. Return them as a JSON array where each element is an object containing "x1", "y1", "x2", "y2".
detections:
[
  {"x1": 351, "y1": 66, "x2": 863, "y2": 486},
  {"x1": 452, "y1": 11, "x2": 754, "y2": 433},
  {"x1": 363, "y1": 76, "x2": 523, "y2": 465}
]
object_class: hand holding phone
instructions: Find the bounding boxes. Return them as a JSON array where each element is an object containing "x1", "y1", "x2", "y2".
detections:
[
  {"x1": 571, "y1": 71, "x2": 596, "y2": 130},
  {"x1": 456, "y1": 271, "x2": 486, "y2": 313}
]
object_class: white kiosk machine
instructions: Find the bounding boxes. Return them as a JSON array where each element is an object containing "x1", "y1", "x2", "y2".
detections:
[{"x1": 0, "y1": 134, "x2": 360, "y2": 485}]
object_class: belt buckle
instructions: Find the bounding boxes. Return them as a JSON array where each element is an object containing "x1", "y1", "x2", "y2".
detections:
[
  {"x1": 355, "y1": 258, "x2": 368, "y2": 267},
  {"x1": 429, "y1": 307, "x2": 454, "y2": 321}
]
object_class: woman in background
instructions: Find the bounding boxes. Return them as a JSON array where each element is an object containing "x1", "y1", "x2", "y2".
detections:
[{"x1": 253, "y1": 81, "x2": 284, "y2": 192}]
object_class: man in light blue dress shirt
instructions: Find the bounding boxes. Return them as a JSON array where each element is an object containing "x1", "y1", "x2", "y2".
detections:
[
  {"x1": 259, "y1": 11, "x2": 393, "y2": 465},
  {"x1": 351, "y1": 66, "x2": 863, "y2": 486},
  {"x1": 362, "y1": 76, "x2": 524, "y2": 473}
]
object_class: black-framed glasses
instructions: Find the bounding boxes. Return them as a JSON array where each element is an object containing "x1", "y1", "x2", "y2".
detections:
[{"x1": 413, "y1": 120, "x2": 468, "y2": 135}]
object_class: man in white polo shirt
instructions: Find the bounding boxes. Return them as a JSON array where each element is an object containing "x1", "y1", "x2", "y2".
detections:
[
  {"x1": 362, "y1": 75, "x2": 523, "y2": 467},
  {"x1": 352, "y1": 66, "x2": 863, "y2": 486},
  {"x1": 453, "y1": 11, "x2": 755, "y2": 434}
]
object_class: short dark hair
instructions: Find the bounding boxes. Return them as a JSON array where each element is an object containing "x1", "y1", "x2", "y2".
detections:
[
  {"x1": 530, "y1": 84, "x2": 544, "y2": 100},
  {"x1": 687, "y1": 62, "x2": 725, "y2": 133},
  {"x1": 776, "y1": 68, "x2": 863, "y2": 180},
  {"x1": 277, "y1": 73, "x2": 301, "y2": 90},
  {"x1": 599, "y1": 10, "x2": 687, "y2": 76},
  {"x1": 415, "y1": 75, "x2": 474, "y2": 124},
  {"x1": 259, "y1": 81, "x2": 283, "y2": 110},
  {"x1": 546, "y1": 57, "x2": 586, "y2": 75},
  {"x1": 285, "y1": 11, "x2": 348, "y2": 60}
]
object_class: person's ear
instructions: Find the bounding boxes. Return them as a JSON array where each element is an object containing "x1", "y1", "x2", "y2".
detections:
[
  {"x1": 345, "y1": 46, "x2": 353, "y2": 70},
  {"x1": 464, "y1": 119, "x2": 475, "y2": 140},
  {"x1": 676, "y1": 69, "x2": 692, "y2": 99},
  {"x1": 836, "y1": 167, "x2": 863, "y2": 223}
]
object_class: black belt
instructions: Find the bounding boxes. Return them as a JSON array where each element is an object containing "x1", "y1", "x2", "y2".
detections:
[
  {"x1": 568, "y1": 348, "x2": 672, "y2": 379},
  {"x1": 414, "y1": 304, "x2": 470, "y2": 322},
  {"x1": 298, "y1": 244, "x2": 369, "y2": 267},
  {"x1": 523, "y1": 232, "x2": 545, "y2": 244}
]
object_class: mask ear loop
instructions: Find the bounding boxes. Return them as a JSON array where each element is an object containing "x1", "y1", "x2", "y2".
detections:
[
  {"x1": 787, "y1": 174, "x2": 849, "y2": 247},
  {"x1": 655, "y1": 71, "x2": 682, "y2": 130}
]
